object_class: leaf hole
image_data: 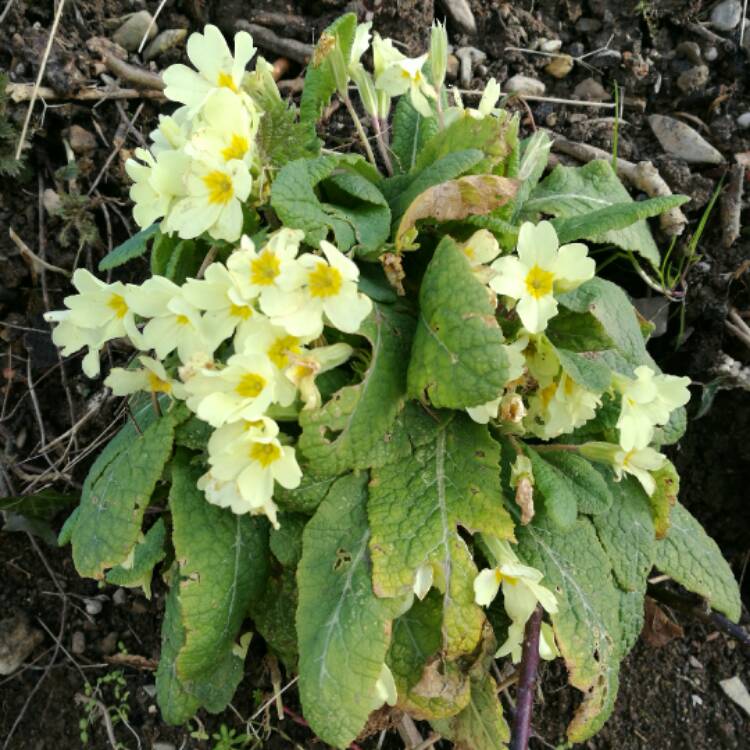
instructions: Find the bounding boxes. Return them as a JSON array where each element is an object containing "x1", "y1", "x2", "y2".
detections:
[{"x1": 333, "y1": 547, "x2": 352, "y2": 571}]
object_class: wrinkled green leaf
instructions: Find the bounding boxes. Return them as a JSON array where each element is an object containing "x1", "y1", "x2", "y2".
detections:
[
  {"x1": 297, "y1": 473, "x2": 408, "y2": 748},
  {"x1": 546, "y1": 308, "x2": 616, "y2": 353},
  {"x1": 369, "y1": 415, "x2": 514, "y2": 658},
  {"x1": 654, "y1": 502, "x2": 741, "y2": 621},
  {"x1": 106, "y1": 518, "x2": 166, "y2": 598},
  {"x1": 552, "y1": 194, "x2": 689, "y2": 252},
  {"x1": 517, "y1": 515, "x2": 623, "y2": 742},
  {"x1": 526, "y1": 447, "x2": 578, "y2": 530},
  {"x1": 510, "y1": 130, "x2": 552, "y2": 220},
  {"x1": 250, "y1": 568, "x2": 298, "y2": 667},
  {"x1": 539, "y1": 452, "x2": 613, "y2": 515},
  {"x1": 299, "y1": 304, "x2": 415, "y2": 476},
  {"x1": 169, "y1": 452, "x2": 269, "y2": 682},
  {"x1": 431, "y1": 673, "x2": 510, "y2": 750},
  {"x1": 269, "y1": 512, "x2": 306, "y2": 568},
  {"x1": 390, "y1": 95, "x2": 439, "y2": 174},
  {"x1": 71, "y1": 410, "x2": 177, "y2": 579},
  {"x1": 407, "y1": 237, "x2": 509, "y2": 408}
]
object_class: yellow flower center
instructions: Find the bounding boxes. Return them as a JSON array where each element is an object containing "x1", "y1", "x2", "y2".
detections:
[
  {"x1": 176, "y1": 314, "x2": 190, "y2": 326},
  {"x1": 203, "y1": 170, "x2": 234, "y2": 205},
  {"x1": 250, "y1": 250, "x2": 281, "y2": 286},
  {"x1": 243, "y1": 419, "x2": 264, "y2": 431},
  {"x1": 308, "y1": 263, "x2": 342, "y2": 298},
  {"x1": 622, "y1": 449, "x2": 635, "y2": 468},
  {"x1": 107, "y1": 293, "x2": 128, "y2": 319},
  {"x1": 147, "y1": 371, "x2": 172, "y2": 394},
  {"x1": 494, "y1": 569, "x2": 519, "y2": 586},
  {"x1": 229, "y1": 303, "x2": 253, "y2": 320},
  {"x1": 563, "y1": 377, "x2": 576, "y2": 396},
  {"x1": 268, "y1": 335, "x2": 300, "y2": 369},
  {"x1": 221, "y1": 133, "x2": 249, "y2": 161},
  {"x1": 539, "y1": 382, "x2": 558, "y2": 408},
  {"x1": 217, "y1": 71, "x2": 238, "y2": 92},
  {"x1": 235, "y1": 372, "x2": 266, "y2": 398},
  {"x1": 401, "y1": 69, "x2": 412, "y2": 80},
  {"x1": 463, "y1": 245, "x2": 475, "y2": 260},
  {"x1": 249, "y1": 441, "x2": 281, "y2": 467},
  {"x1": 524, "y1": 264, "x2": 555, "y2": 299}
]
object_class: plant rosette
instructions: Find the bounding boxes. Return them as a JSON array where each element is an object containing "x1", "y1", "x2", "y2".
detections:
[{"x1": 43, "y1": 15, "x2": 741, "y2": 750}]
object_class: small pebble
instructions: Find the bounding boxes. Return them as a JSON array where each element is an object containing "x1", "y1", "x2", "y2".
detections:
[
  {"x1": 67, "y1": 125, "x2": 97, "y2": 153},
  {"x1": 675, "y1": 40, "x2": 702, "y2": 65},
  {"x1": 737, "y1": 112, "x2": 750, "y2": 129},
  {"x1": 0, "y1": 614, "x2": 43, "y2": 676},
  {"x1": 71, "y1": 631, "x2": 86, "y2": 656},
  {"x1": 576, "y1": 17, "x2": 602, "y2": 33},
  {"x1": 442, "y1": 0, "x2": 476, "y2": 35},
  {"x1": 545, "y1": 112, "x2": 558, "y2": 127},
  {"x1": 704, "y1": 46, "x2": 719, "y2": 61},
  {"x1": 505, "y1": 74, "x2": 546, "y2": 97},
  {"x1": 446, "y1": 53, "x2": 459, "y2": 80},
  {"x1": 98, "y1": 632, "x2": 118, "y2": 656},
  {"x1": 573, "y1": 77, "x2": 610, "y2": 102},
  {"x1": 84, "y1": 598, "x2": 103, "y2": 616},
  {"x1": 112, "y1": 10, "x2": 157, "y2": 52},
  {"x1": 42, "y1": 188, "x2": 61, "y2": 215},
  {"x1": 677, "y1": 65, "x2": 710, "y2": 95},
  {"x1": 143, "y1": 28, "x2": 187, "y2": 62},
  {"x1": 710, "y1": 0, "x2": 742, "y2": 32},
  {"x1": 152, "y1": 744, "x2": 176, "y2": 750},
  {"x1": 113, "y1": 588, "x2": 128, "y2": 606},
  {"x1": 540, "y1": 38, "x2": 562, "y2": 53},
  {"x1": 648, "y1": 114, "x2": 724, "y2": 165},
  {"x1": 568, "y1": 42, "x2": 585, "y2": 58},
  {"x1": 545, "y1": 54, "x2": 574, "y2": 79}
]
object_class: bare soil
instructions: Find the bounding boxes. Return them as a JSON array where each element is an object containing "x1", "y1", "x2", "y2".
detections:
[{"x1": 1, "y1": 0, "x2": 748, "y2": 748}]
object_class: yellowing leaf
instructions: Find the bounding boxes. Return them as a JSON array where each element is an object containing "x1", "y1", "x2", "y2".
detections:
[{"x1": 396, "y1": 175, "x2": 518, "y2": 250}]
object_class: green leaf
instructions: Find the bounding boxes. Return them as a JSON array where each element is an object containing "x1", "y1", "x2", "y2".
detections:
[
  {"x1": 169, "y1": 452, "x2": 269, "y2": 682},
  {"x1": 517, "y1": 516, "x2": 623, "y2": 742},
  {"x1": 174, "y1": 415, "x2": 212, "y2": 451},
  {"x1": 150, "y1": 230, "x2": 179, "y2": 276},
  {"x1": 386, "y1": 149, "x2": 487, "y2": 227},
  {"x1": 387, "y1": 591, "x2": 471, "y2": 719},
  {"x1": 298, "y1": 304, "x2": 415, "y2": 476},
  {"x1": 296, "y1": 473, "x2": 408, "y2": 749},
  {"x1": 71, "y1": 410, "x2": 177, "y2": 579},
  {"x1": 57, "y1": 506, "x2": 80, "y2": 546},
  {"x1": 555, "y1": 348, "x2": 612, "y2": 393},
  {"x1": 414, "y1": 115, "x2": 513, "y2": 174},
  {"x1": 558, "y1": 277, "x2": 656, "y2": 371},
  {"x1": 98, "y1": 223, "x2": 158, "y2": 271},
  {"x1": 0, "y1": 490, "x2": 76, "y2": 521},
  {"x1": 299, "y1": 14, "x2": 357, "y2": 139},
  {"x1": 526, "y1": 447, "x2": 578, "y2": 530},
  {"x1": 390, "y1": 95, "x2": 438, "y2": 174},
  {"x1": 510, "y1": 130, "x2": 552, "y2": 220},
  {"x1": 250, "y1": 568, "x2": 298, "y2": 667},
  {"x1": 431, "y1": 673, "x2": 510, "y2": 750},
  {"x1": 592, "y1": 477, "x2": 655, "y2": 591},
  {"x1": 552, "y1": 194, "x2": 690, "y2": 251},
  {"x1": 321, "y1": 170, "x2": 391, "y2": 255},
  {"x1": 407, "y1": 237, "x2": 509, "y2": 408},
  {"x1": 539, "y1": 452, "x2": 613, "y2": 515},
  {"x1": 523, "y1": 159, "x2": 672, "y2": 267},
  {"x1": 257, "y1": 98, "x2": 319, "y2": 167},
  {"x1": 269, "y1": 512, "x2": 306, "y2": 568},
  {"x1": 654, "y1": 502, "x2": 741, "y2": 621},
  {"x1": 369, "y1": 415, "x2": 514, "y2": 658},
  {"x1": 275, "y1": 466, "x2": 338, "y2": 514},
  {"x1": 164, "y1": 239, "x2": 203, "y2": 284},
  {"x1": 270, "y1": 155, "x2": 389, "y2": 253},
  {"x1": 156, "y1": 578, "x2": 201, "y2": 725},
  {"x1": 105, "y1": 518, "x2": 166, "y2": 598},
  {"x1": 652, "y1": 405, "x2": 687, "y2": 447},
  {"x1": 546, "y1": 308, "x2": 616, "y2": 353}
]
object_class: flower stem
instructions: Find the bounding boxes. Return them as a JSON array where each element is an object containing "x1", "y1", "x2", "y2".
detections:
[
  {"x1": 371, "y1": 116, "x2": 394, "y2": 176},
  {"x1": 509, "y1": 605, "x2": 543, "y2": 750},
  {"x1": 342, "y1": 95, "x2": 377, "y2": 168}
]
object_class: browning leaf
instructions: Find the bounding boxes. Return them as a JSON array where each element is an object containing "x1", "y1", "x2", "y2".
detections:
[{"x1": 396, "y1": 175, "x2": 519, "y2": 250}]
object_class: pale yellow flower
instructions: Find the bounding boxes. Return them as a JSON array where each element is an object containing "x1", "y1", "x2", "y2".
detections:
[{"x1": 105, "y1": 356, "x2": 187, "y2": 399}]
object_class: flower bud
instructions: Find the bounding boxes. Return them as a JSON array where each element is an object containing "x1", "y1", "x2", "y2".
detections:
[
  {"x1": 430, "y1": 21, "x2": 448, "y2": 91},
  {"x1": 579, "y1": 441, "x2": 619, "y2": 465},
  {"x1": 352, "y1": 66, "x2": 378, "y2": 119},
  {"x1": 510, "y1": 454, "x2": 534, "y2": 525},
  {"x1": 500, "y1": 393, "x2": 526, "y2": 423}
]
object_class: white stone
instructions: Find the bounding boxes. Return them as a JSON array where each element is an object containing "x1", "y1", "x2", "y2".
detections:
[
  {"x1": 710, "y1": 0, "x2": 742, "y2": 32},
  {"x1": 505, "y1": 74, "x2": 545, "y2": 97}
]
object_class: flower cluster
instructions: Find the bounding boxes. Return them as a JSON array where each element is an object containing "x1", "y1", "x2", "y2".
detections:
[
  {"x1": 46, "y1": 228, "x2": 372, "y2": 526},
  {"x1": 127, "y1": 25, "x2": 262, "y2": 243}
]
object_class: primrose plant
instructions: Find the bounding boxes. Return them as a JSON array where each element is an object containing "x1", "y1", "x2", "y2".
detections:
[{"x1": 48, "y1": 15, "x2": 741, "y2": 749}]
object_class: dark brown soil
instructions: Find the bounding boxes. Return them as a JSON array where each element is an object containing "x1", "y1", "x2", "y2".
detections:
[{"x1": 1, "y1": 0, "x2": 748, "y2": 748}]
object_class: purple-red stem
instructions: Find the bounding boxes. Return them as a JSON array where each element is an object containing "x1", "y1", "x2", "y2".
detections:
[{"x1": 509, "y1": 605, "x2": 543, "y2": 750}]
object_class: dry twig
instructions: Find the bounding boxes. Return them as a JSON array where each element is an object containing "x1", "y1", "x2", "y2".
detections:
[
  {"x1": 720, "y1": 163, "x2": 744, "y2": 248},
  {"x1": 235, "y1": 20, "x2": 314, "y2": 64}
]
